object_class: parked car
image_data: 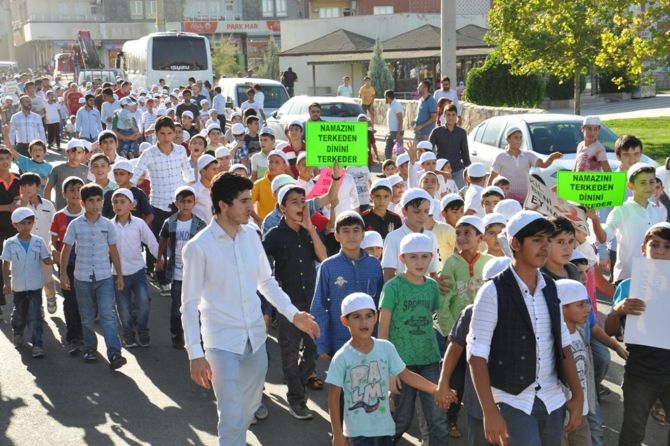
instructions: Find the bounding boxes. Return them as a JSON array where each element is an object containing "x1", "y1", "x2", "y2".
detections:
[
  {"x1": 218, "y1": 77, "x2": 289, "y2": 125},
  {"x1": 468, "y1": 113, "x2": 658, "y2": 186},
  {"x1": 265, "y1": 96, "x2": 364, "y2": 137}
]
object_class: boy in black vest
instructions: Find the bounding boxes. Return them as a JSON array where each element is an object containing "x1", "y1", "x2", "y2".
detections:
[{"x1": 467, "y1": 210, "x2": 584, "y2": 446}]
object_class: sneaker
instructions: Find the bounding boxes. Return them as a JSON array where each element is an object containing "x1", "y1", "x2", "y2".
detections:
[
  {"x1": 67, "y1": 339, "x2": 82, "y2": 355},
  {"x1": 83, "y1": 350, "x2": 97, "y2": 363},
  {"x1": 171, "y1": 334, "x2": 185, "y2": 350},
  {"x1": 109, "y1": 352, "x2": 127, "y2": 370},
  {"x1": 46, "y1": 296, "x2": 57, "y2": 314},
  {"x1": 288, "y1": 404, "x2": 313, "y2": 420},
  {"x1": 32, "y1": 346, "x2": 45, "y2": 358},
  {"x1": 254, "y1": 403, "x2": 269, "y2": 420},
  {"x1": 124, "y1": 334, "x2": 138, "y2": 348},
  {"x1": 13, "y1": 333, "x2": 24, "y2": 348},
  {"x1": 448, "y1": 422, "x2": 462, "y2": 439},
  {"x1": 159, "y1": 284, "x2": 171, "y2": 296},
  {"x1": 138, "y1": 333, "x2": 150, "y2": 348}
]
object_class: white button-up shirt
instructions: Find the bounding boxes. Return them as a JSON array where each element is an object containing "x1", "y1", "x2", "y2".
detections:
[
  {"x1": 0, "y1": 235, "x2": 50, "y2": 292},
  {"x1": 467, "y1": 267, "x2": 571, "y2": 415},
  {"x1": 26, "y1": 197, "x2": 56, "y2": 243},
  {"x1": 9, "y1": 110, "x2": 46, "y2": 145},
  {"x1": 192, "y1": 180, "x2": 212, "y2": 223},
  {"x1": 181, "y1": 221, "x2": 299, "y2": 359},
  {"x1": 132, "y1": 144, "x2": 195, "y2": 212},
  {"x1": 112, "y1": 216, "x2": 159, "y2": 276}
]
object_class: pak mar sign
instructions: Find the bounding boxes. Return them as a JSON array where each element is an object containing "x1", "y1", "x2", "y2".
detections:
[
  {"x1": 305, "y1": 121, "x2": 368, "y2": 167},
  {"x1": 556, "y1": 171, "x2": 627, "y2": 209}
]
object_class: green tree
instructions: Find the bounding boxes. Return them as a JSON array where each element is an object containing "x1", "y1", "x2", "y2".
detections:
[
  {"x1": 212, "y1": 37, "x2": 244, "y2": 78},
  {"x1": 256, "y1": 36, "x2": 280, "y2": 80},
  {"x1": 487, "y1": 0, "x2": 660, "y2": 114},
  {"x1": 366, "y1": 37, "x2": 394, "y2": 98}
]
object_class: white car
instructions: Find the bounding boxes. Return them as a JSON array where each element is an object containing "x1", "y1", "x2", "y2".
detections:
[
  {"x1": 266, "y1": 96, "x2": 364, "y2": 137},
  {"x1": 468, "y1": 113, "x2": 658, "y2": 186},
  {"x1": 218, "y1": 77, "x2": 289, "y2": 124}
]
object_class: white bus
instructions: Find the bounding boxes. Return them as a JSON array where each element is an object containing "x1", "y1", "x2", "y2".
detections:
[{"x1": 117, "y1": 31, "x2": 212, "y2": 89}]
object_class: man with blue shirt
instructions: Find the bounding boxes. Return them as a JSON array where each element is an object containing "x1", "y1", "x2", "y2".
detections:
[{"x1": 413, "y1": 80, "x2": 437, "y2": 143}]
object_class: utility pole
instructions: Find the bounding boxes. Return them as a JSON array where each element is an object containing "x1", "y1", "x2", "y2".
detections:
[
  {"x1": 156, "y1": 0, "x2": 166, "y2": 32},
  {"x1": 440, "y1": 0, "x2": 457, "y2": 83},
  {"x1": 5, "y1": 0, "x2": 16, "y2": 60}
]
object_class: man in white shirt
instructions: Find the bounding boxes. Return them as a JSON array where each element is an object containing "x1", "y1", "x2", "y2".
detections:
[
  {"x1": 181, "y1": 172, "x2": 320, "y2": 446},
  {"x1": 384, "y1": 89, "x2": 404, "y2": 161},
  {"x1": 468, "y1": 211, "x2": 584, "y2": 446},
  {"x1": 433, "y1": 76, "x2": 461, "y2": 122},
  {"x1": 9, "y1": 95, "x2": 46, "y2": 157}
]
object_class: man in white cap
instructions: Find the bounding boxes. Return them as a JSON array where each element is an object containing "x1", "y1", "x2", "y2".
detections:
[{"x1": 468, "y1": 210, "x2": 584, "y2": 446}]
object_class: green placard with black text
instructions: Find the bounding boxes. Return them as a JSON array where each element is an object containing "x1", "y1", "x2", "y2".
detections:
[
  {"x1": 556, "y1": 171, "x2": 627, "y2": 209},
  {"x1": 304, "y1": 121, "x2": 368, "y2": 167}
]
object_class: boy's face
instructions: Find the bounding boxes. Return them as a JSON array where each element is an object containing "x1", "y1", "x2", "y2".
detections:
[
  {"x1": 297, "y1": 159, "x2": 312, "y2": 180},
  {"x1": 259, "y1": 135, "x2": 274, "y2": 152},
  {"x1": 402, "y1": 200, "x2": 430, "y2": 230},
  {"x1": 156, "y1": 126, "x2": 175, "y2": 145},
  {"x1": 63, "y1": 183, "x2": 82, "y2": 205},
  {"x1": 82, "y1": 195, "x2": 103, "y2": 215},
  {"x1": 267, "y1": 156, "x2": 286, "y2": 176},
  {"x1": 20, "y1": 183, "x2": 39, "y2": 199},
  {"x1": 400, "y1": 251, "x2": 433, "y2": 277},
  {"x1": 628, "y1": 172, "x2": 656, "y2": 201},
  {"x1": 113, "y1": 169, "x2": 132, "y2": 186},
  {"x1": 421, "y1": 160, "x2": 436, "y2": 171},
  {"x1": 642, "y1": 234, "x2": 670, "y2": 260},
  {"x1": 189, "y1": 140, "x2": 205, "y2": 157},
  {"x1": 398, "y1": 163, "x2": 409, "y2": 177},
  {"x1": 66, "y1": 147, "x2": 86, "y2": 164},
  {"x1": 364, "y1": 246, "x2": 383, "y2": 260},
  {"x1": 456, "y1": 224, "x2": 483, "y2": 252},
  {"x1": 618, "y1": 146, "x2": 642, "y2": 170},
  {"x1": 391, "y1": 183, "x2": 404, "y2": 201},
  {"x1": 13, "y1": 217, "x2": 35, "y2": 234},
  {"x1": 334, "y1": 224, "x2": 364, "y2": 252},
  {"x1": 383, "y1": 164, "x2": 397, "y2": 177},
  {"x1": 370, "y1": 188, "x2": 391, "y2": 210},
  {"x1": 279, "y1": 190, "x2": 306, "y2": 224},
  {"x1": 548, "y1": 230, "x2": 576, "y2": 266},
  {"x1": 112, "y1": 195, "x2": 134, "y2": 216},
  {"x1": 443, "y1": 205, "x2": 464, "y2": 227},
  {"x1": 288, "y1": 125, "x2": 303, "y2": 139},
  {"x1": 99, "y1": 137, "x2": 118, "y2": 156},
  {"x1": 175, "y1": 194, "x2": 196, "y2": 214},
  {"x1": 574, "y1": 263, "x2": 589, "y2": 286},
  {"x1": 563, "y1": 299, "x2": 590, "y2": 326},
  {"x1": 512, "y1": 232, "x2": 551, "y2": 268},
  {"x1": 209, "y1": 129, "x2": 223, "y2": 143},
  {"x1": 0, "y1": 153, "x2": 12, "y2": 171},
  {"x1": 484, "y1": 224, "x2": 504, "y2": 252},
  {"x1": 90, "y1": 159, "x2": 111, "y2": 180},
  {"x1": 506, "y1": 132, "x2": 522, "y2": 150},
  {"x1": 482, "y1": 194, "x2": 501, "y2": 214},
  {"x1": 28, "y1": 145, "x2": 46, "y2": 161},
  {"x1": 582, "y1": 124, "x2": 600, "y2": 143},
  {"x1": 420, "y1": 175, "x2": 438, "y2": 195},
  {"x1": 200, "y1": 162, "x2": 219, "y2": 183},
  {"x1": 248, "y1": 120, "x2": 259, "y2": 132},
  {"x1": 181, "y1": 116, "x2": 193, "y2": 128},
  {"x1": 340, "y1": 308, "x2": 377, "y2": 337},
  {"x1": 216, "y1": 155, "x2": 231, "y2": 173}
]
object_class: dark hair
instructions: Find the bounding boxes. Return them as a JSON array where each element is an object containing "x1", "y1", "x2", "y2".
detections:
[
  {"x1": 643, "y1": 225, "x2": 670, "y2": 245},
  {"x1": 615, "y1": 135, "x2": 643, "y2": 157},
  {"x1": 482, "y1": 189, "x2": 504, "y2": 200},
  {"x1": 570, "y1": 257, "x2": 589, "y2": 267},
  {"x1": 121, "y1": 81, "x2": 131, "y2": 87},
  {"x1": 211, "y1": 172, "x2": 253, "y2": 214},
  {"x1": 175, "y1": 189, "x2": 195, "y2": 201},
  {"x1": 63, "y1": 177, "x2": 85, "y2": 191},
  {"x1": 335, "y1": 215, "x2": 365, "y2": 232},
  {"x1": 0, "y1": 147, "x2": 11, "y2": 157},
  {"x1": 189, "y1": 134, "x2": 208, "y2": 148},
  {"x1": 404, "y1": 197, "x2": 430, "y2": 210},
  {"x1": 155, "y1": 116, "x2": 175, "y2": 132},
  {"x1": 443, "y1": 199, "x2": 464, "y2": 211},
  {"x1": 90, "y1": 153, "x2": 110, "y2": 166},
  {"x1": 102, "y1": 87, "x2": 113, "y2": 96},
  {"x1": 629, "y1": 166, "x2": 656, "y2": 183},
  {"x1": 80, "y1": 183, "x2": 104, "y2": 201},
  {"x1": 493, "y1": 177, "x2": 510, "y2": 187},
  {"x1": 308, "y1": 102, "x2": 321, "y2": 111},
  {"x1": 182, "y1": 89, "x2": 192, "y2": 96},
  {"x1": 245, "y1": 115, "x2": 259, "y2": 126},
  {"x1": 243, "y1": 108, "x2": 257, "y2": 120},
  {"x1": 513, "y1": 217, "x2": 555, "y2": 245},
  {"x1": 98, "y1": 131, "x2": 117, "y2": 143},
  {"x1": 19, "y1": 172, "x2": 41, "y2": 186},
  {"x1": 24, "y1": 81, "x2": 34, "y2": 88},
  {"x1": 28, "y1": 139, "x2": 46, "y2": 151},
  {"x1": 384, "y1": 89, "x2": 395, "y2": 99},
  {"x1": 214, "y1": 86, "x2": 222, "y2": 93},
  {"x1": 279, "y1": 186, "x2": 305, "y2": 206},
  {"x1": 547, "y1": 216, "x2": 575, "y2": 237},
  {"x1": 247, "y1": 88, "x2": 255, "y2": 95},
  {"x1": 419, "y1": 80, "x2": 431, "y2": 91},
  {"x1": 444, "y1": 104, "x2": 458, "y2": 114},
  {"x1": 381, "y1": 159, "x2": 396, "y2": 169},
  {"x1": 441, "y1": 76, "x2": 451, "y2": 83}
]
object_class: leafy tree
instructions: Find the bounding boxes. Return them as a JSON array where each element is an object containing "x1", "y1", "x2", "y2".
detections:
[
  {"x1": 212, "y1": 37, "x2": 244, "y2": 78},
  {"x1": 366, "y1": 37, "x2": 394, "y2": 98},
  {"x1": 256, "y1": 36, "x2": 280, "y2": 80},
  {"x1": 487, "y1": 0, "x2": 662, "y2": 114}
]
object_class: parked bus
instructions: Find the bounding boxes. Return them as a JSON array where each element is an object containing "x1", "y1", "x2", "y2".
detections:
[{"x1": 116, "y1": 31, "x2": 212, "y2": 89}]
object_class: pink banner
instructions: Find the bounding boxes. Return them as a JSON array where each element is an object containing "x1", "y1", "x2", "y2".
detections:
[{"x1": 306, "y1": 168, "x2": 346, "y2": 199}]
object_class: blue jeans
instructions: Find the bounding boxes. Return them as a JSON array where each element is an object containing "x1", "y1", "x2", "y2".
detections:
[
  {"x1": 393, "y1": 362, "x2": 450, "y2": 444},
  {"x1": 619, "y1": 371, "x2": 670, "y2": 446},
  {"x1": 74, "y1": 277, "x2": 122, "y2": 359},
  {"x1": 207, "y1": 341, "x2": 268, "y2": 446},
  {"x1": 350, "y1": 436, "x2": 393, "y2": 446},
  {"x1": 498, "y1": 397, "x2": 565, "y2": 446},
  {"x1": 11, "y1": 289, "x2": 43, "y2": 347},
  {"x1": 117, "y1": 128, "x2": 139, "y2": 158},
  {"x1": 115, "y1": 269, "x2": 151, "y2": 337}
]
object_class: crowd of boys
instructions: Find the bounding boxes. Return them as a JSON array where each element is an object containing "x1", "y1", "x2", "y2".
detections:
[{"x1": 1, "y1": 72, "x2": 669, "y2": 446}]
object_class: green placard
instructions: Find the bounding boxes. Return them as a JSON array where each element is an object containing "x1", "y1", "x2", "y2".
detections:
[
  {"x1": 305, "y1": 121, "x2": 368, "y2": 167},
  {"x1": 556, "y1": 171, "x2": 627, "y2": 209}
]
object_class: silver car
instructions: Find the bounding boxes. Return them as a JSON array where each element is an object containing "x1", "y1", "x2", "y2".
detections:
[
  {"x1": 266, "y1": 96, "x2": 364, "y2": 137},
  {"x1": 468, "y1": 113, "x2": 658, "y2": 186}
]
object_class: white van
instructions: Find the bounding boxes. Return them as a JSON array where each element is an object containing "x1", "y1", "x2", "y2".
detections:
[
  {"x1": 0, "y1": 61, "x2": 19, "y2": 75},
  {"x1": 217, "y1": 77, "x2": 289, "y2": 124}
]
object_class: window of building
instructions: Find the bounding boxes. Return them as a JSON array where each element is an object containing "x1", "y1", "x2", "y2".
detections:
[
  {"x1": 373, "y1": 6, "x2": 394, "y2": 15},
  {"x1": 275, "y1": 0, "x2": 287, "y2": 16},
  {"x1": 129, "y1": 0, "x2": 144, "y2": 19},
  {"x1": 145, "y1": 0, "x2": 157, "y2": 19},
  {"x1": 262, "y1": 0, "x2": 274, "y2": 17},
  {"x1": 319, "y1": 7, "x2": 339, "y2": 18}
]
